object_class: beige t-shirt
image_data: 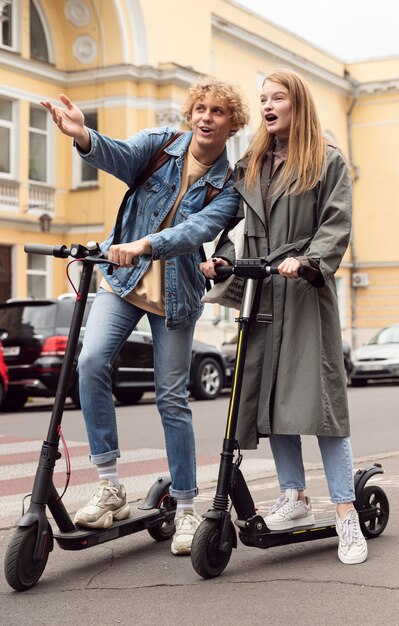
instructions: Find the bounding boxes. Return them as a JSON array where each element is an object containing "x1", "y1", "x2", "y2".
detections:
[{"x1": 102, "y1": 148, "x2": 211, "y2": 315}]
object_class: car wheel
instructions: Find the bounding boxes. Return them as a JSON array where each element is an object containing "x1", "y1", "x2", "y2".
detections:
[
  {"x1": 191, "y1": 357, "x2": 223, "y2": 400},
  {"x1": 2, "y1": 391, "x2": 29, "y2": 412},
  {"x1": 114, "y1": 389, "x2": 144, "y2": 405},
  {"x1": 351, "y1": 379, "x2": 368, "y2": 387}
]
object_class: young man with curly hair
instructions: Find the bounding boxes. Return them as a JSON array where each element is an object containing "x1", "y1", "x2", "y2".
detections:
[{"x1": 41, "y1": 78, "x2": 249, "y2": 555}]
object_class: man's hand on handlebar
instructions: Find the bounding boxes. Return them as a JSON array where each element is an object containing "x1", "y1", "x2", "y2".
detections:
[
  {"x1": 200, "y1": 257, "x2": 230, "y2": 279},
  {"x1": 108, "y1": 239, "x2": 152, "y2": 268},
  {"x1": 278, "y1": 257, "x2": 302, "y2": 279}
]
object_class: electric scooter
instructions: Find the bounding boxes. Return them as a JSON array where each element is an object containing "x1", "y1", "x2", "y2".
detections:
[
  {"x1": 4, "y1": 242, "x2": 176, "y2": 592},
  {"x1": 191, "y1": 258, "x2": 390, "y2": 579}
]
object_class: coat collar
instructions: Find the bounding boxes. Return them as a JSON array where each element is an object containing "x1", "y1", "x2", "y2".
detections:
[{"x1": 235, "y1": 151, "x2": 299, "y2": 223}]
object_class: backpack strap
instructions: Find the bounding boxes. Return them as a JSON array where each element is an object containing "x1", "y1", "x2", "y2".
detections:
[
  {"x1": 110, "y1": 131, "x2": 184, "y2": 249},
  {"x1": 203, "y1": 166, "x2": 233, "y2": 207}
]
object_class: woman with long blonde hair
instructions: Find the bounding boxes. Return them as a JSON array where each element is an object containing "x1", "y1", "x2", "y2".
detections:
[{"x1": 201, "y1": 69, "x2": 367, "y2": 565}]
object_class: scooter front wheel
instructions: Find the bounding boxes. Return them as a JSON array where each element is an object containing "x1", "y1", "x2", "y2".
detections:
[
  {"x1": 4, "y1": 524, "x2": 51, "y2": 591},
  {"x1": 359, "y1": 485, "x2": 389, "y2": 538},
  {"x1": 191, "y1": 518, "x2": 235, "y2": 579}
]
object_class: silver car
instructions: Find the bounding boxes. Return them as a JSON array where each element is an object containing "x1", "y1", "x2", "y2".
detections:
[{"x1": 350, "y1": 324, "x2": 399, "y2": 386}]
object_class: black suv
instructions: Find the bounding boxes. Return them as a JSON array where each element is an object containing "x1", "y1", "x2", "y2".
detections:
[{"x1": 0, "y1": 295, "x2": 229, "y2": 411}]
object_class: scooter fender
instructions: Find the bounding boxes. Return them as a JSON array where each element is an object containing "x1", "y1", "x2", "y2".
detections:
[
  {"x1": 202, "y1": 510, "x2": 238, "y2": 549},
  {"x1": 138, "y1": 475, "x2": 172, "y2": 510},
  {"x1": 17, "y1": 508, "x2": 54, "y2": 560},
  {"x1": 354, "y1": 463, "x2": 383, "y2": 510}
]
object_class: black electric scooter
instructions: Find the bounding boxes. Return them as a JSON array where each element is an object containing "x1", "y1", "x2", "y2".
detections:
[
  {"x1": 4, "y1": 242, "x2": 176, "y2": 592},
  {"x1": 191, "y1": 258, "x2": 390, "y2": 579}
]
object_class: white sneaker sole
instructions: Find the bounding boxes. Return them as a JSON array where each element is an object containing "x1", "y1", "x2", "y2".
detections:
[
  {"x1": 338, "y1": 544, "x2": 368, "y2": 564},
  {"x1": 74, "y1": 503, "x2": 130, "y2": 529},
  {"x1": 264, "y1": 513, "x2": 316, "y2": 531},
  {"x1": 171, "y1": 539, "x2": 192, "y2": 556}
]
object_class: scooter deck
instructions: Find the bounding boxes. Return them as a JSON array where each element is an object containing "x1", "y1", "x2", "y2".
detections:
[
  {"x1": 236, "y1": 515, "x2": 337, "y2": 549},
  {"x1": 53, "y1": 506, "x2": 169, "y2": 550}
]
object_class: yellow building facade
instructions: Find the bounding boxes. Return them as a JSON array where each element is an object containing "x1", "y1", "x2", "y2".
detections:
[{"x1": 0, "y1": 0, "x2": 398, "y2": 348}]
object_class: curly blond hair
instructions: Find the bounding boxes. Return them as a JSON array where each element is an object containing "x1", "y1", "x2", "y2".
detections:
[{"x1": 182, "y1": 76, "x2": 249, "y2": 136}]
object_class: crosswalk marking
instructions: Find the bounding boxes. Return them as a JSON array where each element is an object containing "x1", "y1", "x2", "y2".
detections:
[{"x1": 0, "y1": 435, "x2": 275, "y2": 524}]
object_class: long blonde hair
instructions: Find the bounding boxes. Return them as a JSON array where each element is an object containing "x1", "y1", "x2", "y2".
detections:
[{"x1": 245, "y1": 69, "x2": 327, "y2": 195}]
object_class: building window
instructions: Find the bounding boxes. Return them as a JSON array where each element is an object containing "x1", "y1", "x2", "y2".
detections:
[
  {"x1": 73, "y1": 111, "x2": 98, "y2": 187},
  {"x1": 27, "y1": 252, "x2": 50, "y2": 298},
  {"x1": 0, "y1": 96, "x2": 13, "y2": 177},
  {"x1": 0, "y1": 0, "x2": 12, "y2": 48},
  {"x1": 30, "y1": 0, "x2": 49, "y2": 62},
  {"x1": 227, "y1": 129, "x2": 251, "y2": 166},
  {"x1": 29, "y1": 104, "x2": 48, "y2": 182}
]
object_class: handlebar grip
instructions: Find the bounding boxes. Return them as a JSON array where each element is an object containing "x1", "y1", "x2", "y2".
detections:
[
  {"x1": 215, "y1": 265, "x2": 234, "y2": 278},
  {"x1": 24, "y1": 243, "x2": 70, "y2": 258},
  {"x1": 215, "y1": 263, "x2": 280, "y2": 278}
]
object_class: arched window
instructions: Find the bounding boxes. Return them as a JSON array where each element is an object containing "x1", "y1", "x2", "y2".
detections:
[
  {"x1": 0, "y1": 0, "x2": 12, "y2": 47},
  {"x1": 30, "y1": 0, "x2": 48, "y2": 62}
]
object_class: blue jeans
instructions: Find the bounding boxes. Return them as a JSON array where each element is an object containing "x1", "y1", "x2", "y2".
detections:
[
  {"x1": 77, "y1": 289, "x2": 197, "y2": 500},
  {"x1": 269, "y1": 434, "x2": 355, "y2": 503}
]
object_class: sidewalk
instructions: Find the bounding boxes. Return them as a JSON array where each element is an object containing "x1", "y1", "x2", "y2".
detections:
[{"x1": 1, "y1": 452, "x2": 398, "y2": 626}]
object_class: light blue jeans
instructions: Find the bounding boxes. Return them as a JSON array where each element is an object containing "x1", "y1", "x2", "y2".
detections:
[
  {"x1": 77, "y1": 289, "x2": 197, "y2": 500},
  {"x1": 269, "y1": 434, "x2": 355, "y2": 503}
]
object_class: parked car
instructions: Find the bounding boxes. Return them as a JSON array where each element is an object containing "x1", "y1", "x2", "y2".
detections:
[
  {"x1": 0, "y1": 294, "x2": 229, "y2": 411},
  {"x1": 221, "y1": 334, "x2": 353, "y2": 383},
  {"x1": 0, "y1": 336, "x2": 9, "y2": 409},
  {"x1": 350, "y1": 324, "x2": 399, "y2": 386}
]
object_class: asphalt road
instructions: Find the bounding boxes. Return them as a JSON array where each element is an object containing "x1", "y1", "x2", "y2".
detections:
[{"x1": 0, "y1": 384, "x2": 398, "y2": 624}]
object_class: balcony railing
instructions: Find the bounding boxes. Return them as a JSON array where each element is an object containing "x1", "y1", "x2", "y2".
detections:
[
  {"x1": 0, "y1": 180, "x2": 19, "y2": 211},
  {"x1": 27, "y1": 183, "x2": 55, "y2": 214}
]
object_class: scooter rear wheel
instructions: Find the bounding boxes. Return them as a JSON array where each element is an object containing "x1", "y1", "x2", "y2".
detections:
[
  {"x1": 359, "y1": 485, "x2": 389, "y2": 538},
  {"x1": 191, "y1": 518, "x2": 234, "y2": 579},
  {"x1": 4, "y1": 524, "x2": 51, "y2": 591},
  {"x1": 147, "y1": 495, "x2": 176, "y2": 542},
  {"x1": 147, "y1": 517, "x2": 175, "y2": 542}
]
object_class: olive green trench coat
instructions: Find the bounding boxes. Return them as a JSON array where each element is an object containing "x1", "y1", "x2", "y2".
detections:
[{"x1": 217, "y1": 145, "x2": 352, "y2": 449}]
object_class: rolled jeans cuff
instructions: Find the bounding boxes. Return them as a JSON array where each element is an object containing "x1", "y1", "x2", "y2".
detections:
[
  {"x1": 169, "y1": 486, "x2": 199, "y2": 500},
  {"x1": 89, "y1": 449, "x2": 121, "y2": 466}
]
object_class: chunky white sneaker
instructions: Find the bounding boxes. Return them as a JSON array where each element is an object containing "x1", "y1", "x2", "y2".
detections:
[
  {"x1": 171, "y1": 509, "x2": 202, "y2": 555},
  {"x1": 74, "y1": 479, "x2": 130, "y2": 529},
  {"x1": 336, "y1": 508, "x2": 368, "y2": 564},
  {"x1": 264, "y1": 488, "x2": 315, "y2": 531}
]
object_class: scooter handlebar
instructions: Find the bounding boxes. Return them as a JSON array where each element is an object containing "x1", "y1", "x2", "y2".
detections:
[
  {"x1": 24, "y1": 243, "x2": 70, "y2": 258},
  {"x1": 24, "y1": 242, "x2": 119, "y2": 266},
  {"x1": 215, "y1": 259, "x2": 280, "y2": 279}
]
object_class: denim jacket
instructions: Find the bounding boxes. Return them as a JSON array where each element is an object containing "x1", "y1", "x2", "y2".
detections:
[{"x1": 78, "y1": 127, "x2": 239, "y2": 329}]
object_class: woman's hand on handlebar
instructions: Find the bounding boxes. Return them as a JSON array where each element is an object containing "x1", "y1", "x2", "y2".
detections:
[
  {"x1": 108, "y1": 239, "x2": 152, "y2": 268},
  {"x1": 200, "y1": 257, "x2": 230, "y2": 279},
  {"x1": 277, "y1": 257, "x2": 302, "y2": 279}
]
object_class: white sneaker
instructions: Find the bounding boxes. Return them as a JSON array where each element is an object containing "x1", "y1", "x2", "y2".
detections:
[
  {"x1": 171, "y1": 509, "x2": 202, "y2": 555},
  {"x1": 74, "y1": 479, "x2": 130, "y2": 529},
  {"x1": 264, "y1": 488, "x2": 315, "y2": 531},
  {"x1": 336, "y1": 508, "x2": 368, "y2": 564}
]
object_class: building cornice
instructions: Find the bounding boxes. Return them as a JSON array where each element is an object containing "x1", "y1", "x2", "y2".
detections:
[
  {"x1": 359, "y1": 79, "x2": 399, "y2": 96},
  {"x1": 211, "y1": 15, "x2": 352, "y2": 95},
  {"x1": 0, "y1": 49, "x2": 199, "y2": 88}
]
